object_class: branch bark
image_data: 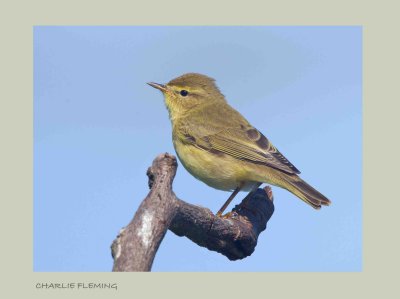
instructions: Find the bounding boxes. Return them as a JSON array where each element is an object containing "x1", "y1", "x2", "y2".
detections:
[
  {"x1": 111, "y1": 153, "x2": 274, "y2": 271},
  {"x1": 111, "y1": 153, "x2": 178, "y2": 271}
]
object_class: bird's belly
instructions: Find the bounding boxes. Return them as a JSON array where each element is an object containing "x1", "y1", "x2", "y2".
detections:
[{"x1": 174, "y1": 142, "x2": 257, "y2": 191}]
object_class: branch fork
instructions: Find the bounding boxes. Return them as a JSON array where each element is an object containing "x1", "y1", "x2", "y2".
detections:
[{"x1": 112, "y1": 153, "x2": 274, "y2": 271}]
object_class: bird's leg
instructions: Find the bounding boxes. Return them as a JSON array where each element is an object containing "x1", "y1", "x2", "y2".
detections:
[
  {"x1": 216, "y1": 183, "x2": 263, "y2": 217},
  {"x1": 231, "y1": 182, "x2": 263, "y2": 216},
  {"x1": 243, "y1": 182, "x2": 262, "y2": 201},
  {"x1": 216, "y1": 187, "x2": 241, "y2": 217}
]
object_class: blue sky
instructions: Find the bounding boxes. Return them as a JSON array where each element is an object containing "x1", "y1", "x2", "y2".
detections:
[{"x1": 34, "y1": 26, "x2": 362, "y2": 271}]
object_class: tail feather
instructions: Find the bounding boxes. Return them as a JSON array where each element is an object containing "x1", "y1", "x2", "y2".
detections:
[{"x1": 280, "y1": 174, "x2": 331, "y2": 209}]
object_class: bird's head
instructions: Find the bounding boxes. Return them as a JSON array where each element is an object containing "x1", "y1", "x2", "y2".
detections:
[{"x1": 148, "y1": 73, "x2": 225, "y2": 119}]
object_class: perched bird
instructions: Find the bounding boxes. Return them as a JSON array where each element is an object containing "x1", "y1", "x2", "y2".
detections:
[{"x1": 148, "y1": 73, "x2": 331, "y2": 216}]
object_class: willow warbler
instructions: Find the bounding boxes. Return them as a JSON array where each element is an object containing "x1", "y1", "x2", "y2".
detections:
[{"x1": 148, "y1": 73, "x2": 331, "y2": 216}]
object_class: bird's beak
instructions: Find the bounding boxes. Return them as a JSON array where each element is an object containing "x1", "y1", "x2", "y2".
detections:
[{"x1": 147, "y1": 82, "x2": 169, "y2": 93}]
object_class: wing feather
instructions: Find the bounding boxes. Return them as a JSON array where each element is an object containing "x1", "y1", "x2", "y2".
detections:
[{"x1": 176, "y1": 105, "x2": 300, "y2": 175}]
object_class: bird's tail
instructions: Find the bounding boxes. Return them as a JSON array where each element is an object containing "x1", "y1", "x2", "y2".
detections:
[{"x1": 279, "y1": 174, "x2": 331, "y2": 209}]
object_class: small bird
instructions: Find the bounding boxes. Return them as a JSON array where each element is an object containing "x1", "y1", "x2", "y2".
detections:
[{"x1": 148, "y1": 73, "x2": 331, "y2": 216}]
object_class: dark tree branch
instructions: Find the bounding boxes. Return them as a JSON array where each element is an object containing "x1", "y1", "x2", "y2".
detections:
[
  {"x1": 170, "y1": 188, "x2": 274, "y2": 260},
  {"x1": 111, "y1": 153, "x2": 274, "y2": 271}
]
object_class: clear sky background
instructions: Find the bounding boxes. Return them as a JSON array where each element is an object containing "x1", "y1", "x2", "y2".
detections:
[{"x1": 34, "y1": 26, "x2": 361, "y2": 272}]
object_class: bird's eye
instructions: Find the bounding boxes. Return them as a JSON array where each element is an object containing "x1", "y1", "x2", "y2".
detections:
[{"x1": 180, "y1": 90, "x2": 189, "y2": 97}]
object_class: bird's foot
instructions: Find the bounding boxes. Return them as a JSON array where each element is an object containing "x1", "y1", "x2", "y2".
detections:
[{"x1": 216, "y1": 211, "x2": 239, "y2": 219}]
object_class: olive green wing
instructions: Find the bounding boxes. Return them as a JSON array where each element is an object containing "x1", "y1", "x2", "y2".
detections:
[{"x1": 177, "y1": 109, "x2": 300, "y2": 175}]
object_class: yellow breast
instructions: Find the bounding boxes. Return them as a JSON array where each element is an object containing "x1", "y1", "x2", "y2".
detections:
[{"x1": 173, "y1": 139, "x2": 258, "y2": 191}]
